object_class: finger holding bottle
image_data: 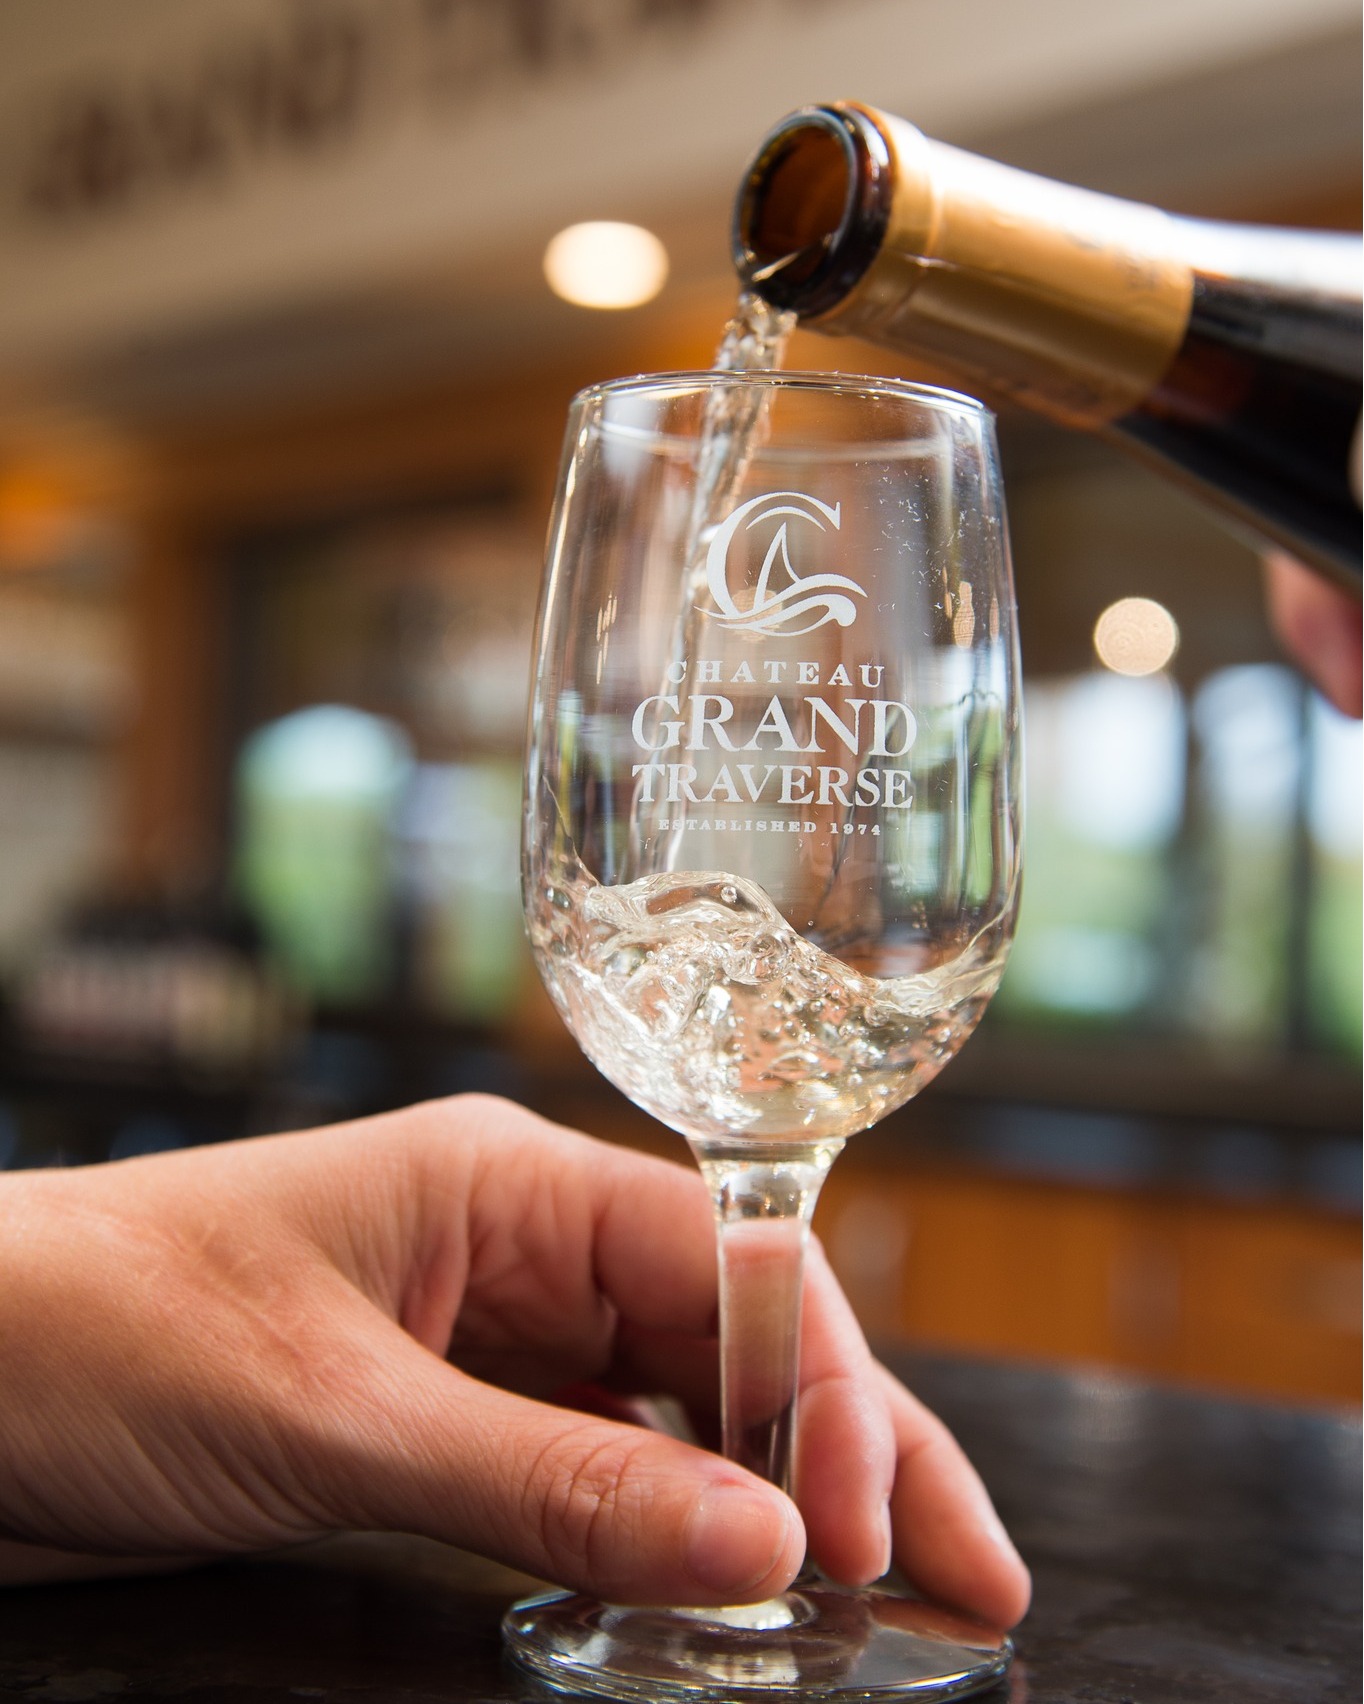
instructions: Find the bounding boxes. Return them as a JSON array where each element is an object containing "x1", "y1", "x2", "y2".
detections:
[{"x1": 1263, "y1": 550, "x2": 1362, "y2": 718}]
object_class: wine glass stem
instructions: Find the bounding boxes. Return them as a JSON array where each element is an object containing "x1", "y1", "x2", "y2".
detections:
[{"x1": 694, "y1": 1148, "x2": 838, "y2": 1495}]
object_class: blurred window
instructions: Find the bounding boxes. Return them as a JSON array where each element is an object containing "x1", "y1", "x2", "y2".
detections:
[
  {"x1": 998, "y1": 671, "x2": 1184, "y2": 1023},
  {"x1": 997, "y1": 663, "x2": 1361, "y2": 1060},
  {"x1": 1307, "y1": 695, "x2": 1364, "y2": 1054},
  {"x1": 399, "y1": 759, "x2": 524, "y2": 1023},
  {"x1": 226, "y1": 502, "x2": 537, "y2": 1023},
  {"x1": 1185, "y1": 665, "x2": 1301, "y2": 1046},
  {"x1": 236, "y1": 705, "x2": 413, "y2": 1005}
]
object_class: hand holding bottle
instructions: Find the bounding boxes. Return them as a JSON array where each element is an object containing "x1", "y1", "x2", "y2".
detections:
[{"x1": 1264, "y1": 552, "x2": 1362, "y2": 718}]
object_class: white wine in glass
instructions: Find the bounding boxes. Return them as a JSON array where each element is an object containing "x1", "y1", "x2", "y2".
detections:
[{"x1": 506, "y1": 371, "x2": 1022, "y2": 1700}]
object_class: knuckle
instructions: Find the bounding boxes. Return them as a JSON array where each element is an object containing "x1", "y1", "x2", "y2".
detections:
[{"x1": 527, "y1": 1426, "x2": 653, "y2": 1585}]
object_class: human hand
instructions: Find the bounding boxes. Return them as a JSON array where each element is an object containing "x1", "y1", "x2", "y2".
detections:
[
  {"x1": 1263, "y1": 552, "x2": 1362, "y2": 717},
  {"x1": 0, "y1": 1096, "x2": 1029, "y2": 1623}
]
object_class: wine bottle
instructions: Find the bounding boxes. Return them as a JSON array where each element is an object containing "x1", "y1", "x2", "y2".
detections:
[{"x1": 732, "y1": 102, "x2": 1362, "y2": 589}]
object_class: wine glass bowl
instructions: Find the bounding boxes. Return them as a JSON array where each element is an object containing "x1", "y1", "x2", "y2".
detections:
[{"x1": 508, "y1": 371, "x2": 1022, "y2": 1700}]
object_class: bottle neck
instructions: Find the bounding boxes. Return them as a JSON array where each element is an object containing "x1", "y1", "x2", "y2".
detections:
[
  {"x1": 731, "y1": 103, "x2": 894, "y2": 318},
  {"x1": 734, "y1": 102, "x2": 1196, "y2": 429}
]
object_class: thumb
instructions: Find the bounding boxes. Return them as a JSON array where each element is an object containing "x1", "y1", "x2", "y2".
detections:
[{"x1": 305, "y1": 1324, "x2": 804, "y2": 1606}]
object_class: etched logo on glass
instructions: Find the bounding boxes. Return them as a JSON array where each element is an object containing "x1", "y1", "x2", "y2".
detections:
[{"x1": 700, "y1": 491, "x2": 865, "y2": 636}]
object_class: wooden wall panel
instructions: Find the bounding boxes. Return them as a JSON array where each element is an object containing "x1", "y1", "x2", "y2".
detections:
[{"x1": 815, "y1": 1162, "x2": 1361, "y2": 1406}]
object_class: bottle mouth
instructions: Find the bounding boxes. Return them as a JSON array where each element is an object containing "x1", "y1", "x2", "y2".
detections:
[{"x1": 731, "y1": 104, "x2": 892, "y2": 318}]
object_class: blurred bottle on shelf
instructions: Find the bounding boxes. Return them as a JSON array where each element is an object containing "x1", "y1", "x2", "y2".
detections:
[{"x1": 11, "y1": 893, "x2": 296, "y2": 1082}]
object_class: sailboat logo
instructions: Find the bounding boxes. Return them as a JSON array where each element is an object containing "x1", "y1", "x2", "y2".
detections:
[{"x1": 699, "y1": 491, "x2": 865, "y2": 636}]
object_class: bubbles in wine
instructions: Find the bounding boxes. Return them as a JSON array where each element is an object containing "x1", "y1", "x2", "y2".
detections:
[
  {"x1": 530, "y1": 864, "x2": 1005, "y2": 1148},
  {"x1": 714, "y1": 290, "x2": 796, "y2": 374}
]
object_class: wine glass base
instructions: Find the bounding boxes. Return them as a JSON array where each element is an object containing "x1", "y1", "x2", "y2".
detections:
[{"x1": 502, "y1": 1580, "x2": 1011, "y2": 1700}]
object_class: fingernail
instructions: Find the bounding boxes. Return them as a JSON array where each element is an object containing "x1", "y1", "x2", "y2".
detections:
[{"x1": 683, "y1": 1482, "x2": 795, "y2": 1597}]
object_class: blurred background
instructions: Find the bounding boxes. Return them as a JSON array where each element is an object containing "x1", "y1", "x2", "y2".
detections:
[{"x1": 0, "y1": 0, "x2": 1358, "y2": 1405}]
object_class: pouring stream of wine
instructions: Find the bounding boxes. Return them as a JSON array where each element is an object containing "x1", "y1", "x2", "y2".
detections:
[{"x1": 624, "y1": 293, "x2": 796, "y2": 872}]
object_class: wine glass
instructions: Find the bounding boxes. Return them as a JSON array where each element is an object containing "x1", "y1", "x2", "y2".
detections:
[{"x1": 505, "y1": 371, "x2": 1022, "y2": 1700}]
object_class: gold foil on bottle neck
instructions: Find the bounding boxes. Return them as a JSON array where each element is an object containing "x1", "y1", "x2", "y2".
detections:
[{"x1": 815, "y1": 107, "x2": 1195, "y2": 428}]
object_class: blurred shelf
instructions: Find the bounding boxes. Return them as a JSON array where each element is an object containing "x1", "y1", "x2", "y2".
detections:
[
  {"x1": 934, "y1": 1026, "x2": 1362, "y2": 1134},
  {"x1": 0, "y1": 709, "x2": 124, "y2": 746},
  {"x1": 816, "y1": 1159, "x2": 1362, "y2": 1408}
]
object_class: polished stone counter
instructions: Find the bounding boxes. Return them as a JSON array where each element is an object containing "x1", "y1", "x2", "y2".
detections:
[{"x1": 0, "y1": 1353, "x2": 1357, "y2": 1703}]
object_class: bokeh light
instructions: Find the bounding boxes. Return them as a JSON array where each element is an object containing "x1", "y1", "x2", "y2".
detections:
[
  {"x1": 543, "y1": 221, "x2": 669, "y2": 309},
  {"x1": 1093, "y1": 596, "x2": 1179, "y2": 676}
]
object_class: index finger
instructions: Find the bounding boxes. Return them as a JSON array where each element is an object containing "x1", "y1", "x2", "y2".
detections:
[{"x1": 406, "y1": 1096, "x2": 721, "y2": 1364}]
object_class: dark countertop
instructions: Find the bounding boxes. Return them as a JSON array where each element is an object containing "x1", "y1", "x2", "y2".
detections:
[{"x1": 0, "y1": 1352, "x2": 1357, "y2": 1704}]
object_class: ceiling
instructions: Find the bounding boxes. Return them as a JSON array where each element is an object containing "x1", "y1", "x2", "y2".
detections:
[{"x1": 0, "y1": 0, "x2": 1357, "y2": 435}]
